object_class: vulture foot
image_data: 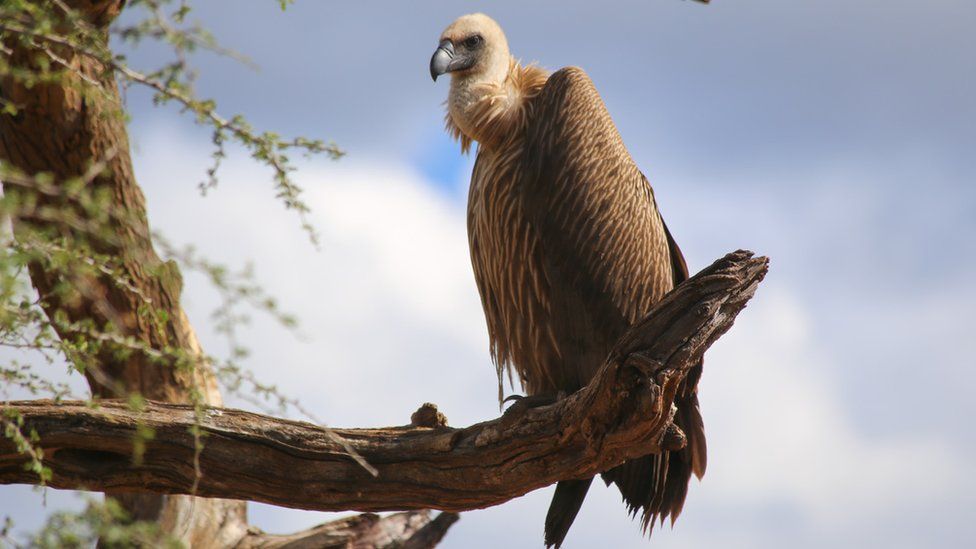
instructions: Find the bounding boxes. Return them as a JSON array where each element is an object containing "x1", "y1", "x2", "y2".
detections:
[{"x1": 502, "y1": 391, "x2": 565, "y2": 416}]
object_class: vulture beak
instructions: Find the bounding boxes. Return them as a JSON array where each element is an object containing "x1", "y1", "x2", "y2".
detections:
[
  {"x1": 430, "y1": 39, "x2": 477, "y2": 81},
  {"x1": 430, "y1": 39, "x2": 454, "y2": 81}
]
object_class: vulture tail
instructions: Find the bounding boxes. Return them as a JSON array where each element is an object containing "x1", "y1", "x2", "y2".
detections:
[
  {"x1": 544, "y1": 477, "x2": 593, "y2": 548},
  {"x1": 601, "y1": 360, "x2": 707, "y2": 534}
]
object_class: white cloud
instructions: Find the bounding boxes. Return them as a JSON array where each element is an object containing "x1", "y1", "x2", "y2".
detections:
[{"x1": 702, "y1": 290, "x2": 973, "y2": 525}]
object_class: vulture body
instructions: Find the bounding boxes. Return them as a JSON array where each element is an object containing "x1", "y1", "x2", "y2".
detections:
[{"x1": 431, "y1": 14, "x2": 706, "y2": 547}]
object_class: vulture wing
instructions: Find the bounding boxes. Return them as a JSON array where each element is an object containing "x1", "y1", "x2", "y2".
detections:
[{"x1": 518, "y1": 67, "x2": 705, "y2": 545}]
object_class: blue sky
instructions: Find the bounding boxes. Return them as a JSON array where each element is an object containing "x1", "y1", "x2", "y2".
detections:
[{"x1": 2, "y1": 1, "x2": 975, "y2": 547}]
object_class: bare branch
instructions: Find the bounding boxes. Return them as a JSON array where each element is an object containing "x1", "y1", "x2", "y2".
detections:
[
  {"x1": 0, "y1": 251, "x2": 768, "y2": 513},
  {"x1": 239, "y1": 510, "x2": 460, "y2": 549}
]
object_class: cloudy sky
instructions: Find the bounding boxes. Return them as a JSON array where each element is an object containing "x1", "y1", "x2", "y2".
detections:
[{"x1": 2, "y1": 0, "x2": 975, "y2": 547}]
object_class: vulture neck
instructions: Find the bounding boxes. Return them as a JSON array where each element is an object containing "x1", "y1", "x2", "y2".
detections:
[{"x1": 447, "y1": 58, "x2": 549, "y2": 154}]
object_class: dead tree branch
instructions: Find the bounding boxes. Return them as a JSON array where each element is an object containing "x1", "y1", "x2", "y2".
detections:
[
  {"x1": 238, "y1": 510, "x2": 460, "y2": 549},
  {"x1": 0, "y1": 251, "x2": 767, "y2": 513}
]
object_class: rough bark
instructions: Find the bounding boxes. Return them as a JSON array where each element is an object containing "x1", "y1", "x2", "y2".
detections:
[{"x1": 0, "y1": 251, "x2": 768, "y2": 513}]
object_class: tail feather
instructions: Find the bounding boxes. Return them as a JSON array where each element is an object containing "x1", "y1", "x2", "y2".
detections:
[
  {"x1": 544, "y1": 478, "x2": 593, "y2": 548},
  {"x1": 543, "y1": 360, "x2": 707, "y2": 544},
  {"x1": 681, "y1": 392, "x2": 707, "y2": 480},
  {"x1": 600, "y1": 360, "x2": 707, "y2": 534},
  {"x1": 680, "y1": 357, "x2": 707, "y2": 480}
]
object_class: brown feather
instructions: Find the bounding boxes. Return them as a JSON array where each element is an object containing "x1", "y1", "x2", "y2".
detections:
[{"x1": 451, "y1": 50, "x2": 705, "y2": 544}]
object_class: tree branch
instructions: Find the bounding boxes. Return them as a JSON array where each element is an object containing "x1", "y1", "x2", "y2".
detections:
[
  {"x1": 238, "y1": 510, "x2": 460, "y2": 549},
  {"x1": 0, "y1": 251, "x2": 768, "y2": 512}
]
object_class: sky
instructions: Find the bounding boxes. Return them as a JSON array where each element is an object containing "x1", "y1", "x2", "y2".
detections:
[{"x1": 2, "y1": 0, "x2": 976, "y2": 547}]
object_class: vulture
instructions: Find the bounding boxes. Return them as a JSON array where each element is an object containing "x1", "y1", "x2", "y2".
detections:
[{"x1": 430, "y1": 13, "x2": 706, "y2": 548}]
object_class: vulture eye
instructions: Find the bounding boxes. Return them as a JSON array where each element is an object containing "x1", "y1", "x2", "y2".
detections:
[{"x1": 464, "y1": 35, "x2": 484, "y2": 48}]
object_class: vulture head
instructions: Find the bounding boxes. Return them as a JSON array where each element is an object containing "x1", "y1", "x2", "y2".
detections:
[
  {"x1": 430, "y1": 13, "x2": 510, "y2": 84},
  {"x1": 430, "y1": 14, "x2": 548, "y2": 152}
]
